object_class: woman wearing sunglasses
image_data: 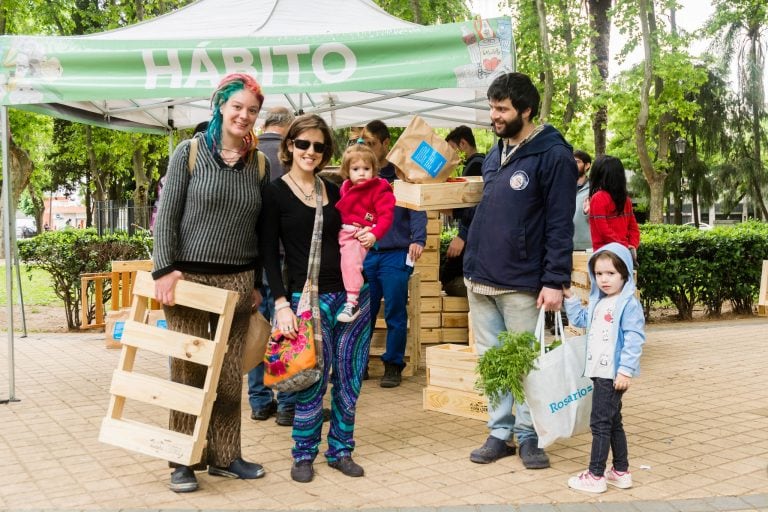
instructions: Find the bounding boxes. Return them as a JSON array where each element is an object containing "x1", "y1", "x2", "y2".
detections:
[{"x1": 258, "y1": 114, "x2": 372, "y2": 483}]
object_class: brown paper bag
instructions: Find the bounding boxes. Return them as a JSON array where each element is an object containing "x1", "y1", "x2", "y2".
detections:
[
  {"x1": 242, "y1": 310, "x2": 271, "y2": 374},
  {"x1": 385, "y1": 116, "x2": 460, "y2": 183}
]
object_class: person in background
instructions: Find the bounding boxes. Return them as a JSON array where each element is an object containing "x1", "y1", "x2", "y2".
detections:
[
  {"x1": 573, "y1": 150, "x2": 593, "y2": 251},
  {"x1": 463, "y1": 72, "x2": 577, "y2": 469},
  {"x1": 259, "y1": 114, "x2": 372, "y2": 483},
  {"x1": 562, "y1": 243, "x2": 645, "y2": 493},
  {"x1": 445, "y1": 125, "x2": 485, "y2": 177},
  {"x1": 259, "y1": 106, "x2": 295, "y2": 182},
  {"x1": 588, "y1": 155, "x2": 640, "y2": 259},
  {"x1": 152, "y1": 73, "x2": 269, "y2": 493},
  {"x1": 247, "y1": 106, "x2": 298, "y2": 427},
  {"x1": 335, "y1": 144, "x2": 395, "y2": 323},
  {"x1": 362, "y1": 120, "x2": 427, "y2": 388},
  {"x1": 441, "y1": 125, "x2": 486, "y2": 297}
]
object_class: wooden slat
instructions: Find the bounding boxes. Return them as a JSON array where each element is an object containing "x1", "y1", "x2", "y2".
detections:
[
  {"x1": 426, "y1": 343, "x2": 478, "y2": 372},
  {"x1": 442, "y1": 327, "x2": 469, "y2": 343},
  {"x1": 394, "y1": 177, "x2": 483, "y2": 211},
  {"x1": 423, "y1": 386, "x2": 487, "y2": 421},
  {"x1": 110, "y1": 370, "x2": 206, "y2": 416},
  {"x1": 421, "y1": 312, "x2": 441, "y2": 328},
  {"x1": 131, "y1": 271, "x2": 233, "y2": 314},
  {"x1": 441, "y1": 311, "x2": 468, "y2": 328},
  {"x1": 418, "y1": 250, "x2": 439, "y2": 266},
  {"x1": 121, "y1": 320, "x2": 217, "y2": 366},
  {"x1": 441, "y1": 296, "x2": 468, "y2": 312},
  {"x1": 99, "y1": 418, "x2": 196, "y2": 466},
  {"x1": 419, "y1": 281, "x2": 443, "y2": 297},
  {"x1": 427, "y1": 366, "x2": 478, "y2": 393},
  {"x1": 420, "y1": 297, "x2": 442, "y2": 313},
  {"x1": 111, "y1": 260, "x2": 154, "y2": 272}
]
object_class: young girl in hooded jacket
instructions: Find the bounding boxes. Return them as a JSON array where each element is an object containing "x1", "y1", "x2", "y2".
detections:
[{"x1": 562, "y1": 242, "x2": 646, "y2": 494}]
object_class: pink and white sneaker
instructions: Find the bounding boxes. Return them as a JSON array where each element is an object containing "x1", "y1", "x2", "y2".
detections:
[
  {"x1": 567, "y1": 470, "x2": 607, "y2": 493},
  {"x1": 605, "y1": 467, "x2": 633, "y2": 489}
]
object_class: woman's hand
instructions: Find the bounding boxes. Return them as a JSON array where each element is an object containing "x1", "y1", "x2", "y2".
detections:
[
  {"x1": 275, "y1": 305, "x2": 298, "y2": 340},
  {"x1": 251, "y1": 288, "x2": 263, "y2": 311},
  {"x1": 155, "y1": 271, "x2": 183, "y2": 305}
]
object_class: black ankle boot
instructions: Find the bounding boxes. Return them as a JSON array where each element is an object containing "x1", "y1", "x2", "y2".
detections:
[{"x1": 380, "y1": 362, "x2": 403, "y2": 388}]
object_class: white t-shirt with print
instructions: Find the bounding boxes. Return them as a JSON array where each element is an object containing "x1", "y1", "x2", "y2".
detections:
[{"x1": 586, "y1": 295, "x2": 619, "y2": 379}]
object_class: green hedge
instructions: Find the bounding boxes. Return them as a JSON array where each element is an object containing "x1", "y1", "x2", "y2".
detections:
[
  {"x1": 17, "y1": 229, "x2": 153, "y2": 330},
  {"x1": 637, "y1": 221, "x2": 768, "y2": 319}
]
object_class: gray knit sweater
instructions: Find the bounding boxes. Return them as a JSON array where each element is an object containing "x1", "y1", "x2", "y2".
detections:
[{"x1": 152, "y1": 133, "x2": 270, "y2": 279}]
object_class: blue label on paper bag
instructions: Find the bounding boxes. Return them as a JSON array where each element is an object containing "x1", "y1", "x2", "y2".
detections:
[
  {"x1": 156, "y1": 319, "x2": 167, "y2": 329},
  {"x1": 113, "y1": 321, "x2": 125, "y2": 340},
  {"x1": 411, "y1": 141, "x2": 447, "y2": 177}
]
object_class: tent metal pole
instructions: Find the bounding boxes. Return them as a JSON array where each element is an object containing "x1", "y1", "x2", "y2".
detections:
[
  {"x1": 1, "y1": 105, "x2": 19, "y2": 404},
  {"x1": 14, "y1": 245, "x2": 28, "y2": 337}
]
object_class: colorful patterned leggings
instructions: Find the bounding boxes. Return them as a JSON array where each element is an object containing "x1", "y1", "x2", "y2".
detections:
[{"x1": 291, "y1": 286, "x2": 371, "y2": 463}]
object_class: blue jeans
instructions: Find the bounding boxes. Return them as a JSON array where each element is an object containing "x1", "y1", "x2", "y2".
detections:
[
  {"x1": 247, "y1": 271, "x2": 296, "y2": 413},
  {"x1": 467, "y1": 288, "x2": 538, "y2": 445},
  {"x1": 589, "y1": 377, "x2": 628, "y2": 476},
  {"x1": 363, "y1": 249, "x2": 413, "y2": 367}
]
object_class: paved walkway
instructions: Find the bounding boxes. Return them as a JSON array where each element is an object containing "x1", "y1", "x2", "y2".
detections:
[{"x1": 0, "y1": 318, "x2": 767, "y2": 511}]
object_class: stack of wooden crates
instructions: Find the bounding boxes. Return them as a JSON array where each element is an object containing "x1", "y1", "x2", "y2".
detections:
[{"x1": 422, "y1": 251, "x2": 592, "y2": 421}]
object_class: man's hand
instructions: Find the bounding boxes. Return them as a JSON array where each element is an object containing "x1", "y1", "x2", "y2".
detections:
[
  {"x1": 536, "y1": 287, "x2": 563, "y2": 311},
  {"x1": 250, "y1": 288, "x2": 263, "y2": 311},
  {"x1": 408, "y1": 243, "x2": 423, "y2": 263},
  {"x1": 445, "y1": 236, "x2": 465, "y2": 258}
]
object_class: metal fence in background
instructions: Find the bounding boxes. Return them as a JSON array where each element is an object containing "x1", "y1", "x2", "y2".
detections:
[{"x1": 94, "y1": 200, "x2": 153, "y2": 236}]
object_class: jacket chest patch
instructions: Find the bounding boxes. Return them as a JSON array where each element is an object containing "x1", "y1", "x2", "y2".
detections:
[
  {"x1": 509, "y1": 171, "x2": 529, "y2": 190},
  {"x1": 365, "y1": 212, "x2": 374, "y2": 222}
]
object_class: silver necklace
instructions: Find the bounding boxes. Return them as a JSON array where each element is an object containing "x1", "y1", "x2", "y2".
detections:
[{"x1": 287, "y1": 173, "x2": 314, "y2": 200}]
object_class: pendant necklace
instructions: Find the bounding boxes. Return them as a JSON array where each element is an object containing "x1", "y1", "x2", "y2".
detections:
[{"x1": 287, "y1": 173, "x2": 314, "y2": 200}]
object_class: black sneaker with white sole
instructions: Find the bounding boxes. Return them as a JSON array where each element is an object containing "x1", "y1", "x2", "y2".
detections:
[{"x1": 169, "y1": 466, "x2": 198, "y2": 493}]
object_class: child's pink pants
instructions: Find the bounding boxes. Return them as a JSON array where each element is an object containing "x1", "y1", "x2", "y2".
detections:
[{"x1": 338, "y1": 224, "x2": 369, "y2": 302}]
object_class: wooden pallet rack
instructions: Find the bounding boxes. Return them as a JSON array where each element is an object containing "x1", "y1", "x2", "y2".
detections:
[{"x1": 99, "y1": 271, "x2": 238, "y2": 466}]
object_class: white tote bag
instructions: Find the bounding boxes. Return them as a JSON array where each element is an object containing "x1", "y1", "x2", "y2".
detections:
[{"x1": 524, "y1": 309, "x2": 593, "y2": 449}]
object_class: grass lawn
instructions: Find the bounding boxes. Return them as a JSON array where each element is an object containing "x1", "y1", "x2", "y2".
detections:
[{"x1": 0, "y1": 264, "x2": 61, "y2": 306}]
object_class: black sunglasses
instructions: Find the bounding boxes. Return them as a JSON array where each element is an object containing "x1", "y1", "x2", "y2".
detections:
[{"x1": 293, "y1": 138, "x2": 326, "y2": 153}]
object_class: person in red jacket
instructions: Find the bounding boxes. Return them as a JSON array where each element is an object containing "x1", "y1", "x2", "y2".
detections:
[
  {"x1": 335, "y1": 144, "x2": 396, "y2": 322},
  {"x1": 588, "y1": 155, "x2": 640, "y2": 257}
]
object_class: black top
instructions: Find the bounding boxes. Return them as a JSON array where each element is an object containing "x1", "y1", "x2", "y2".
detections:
[{"x1": 258, "y1": 177, "x2": 344, "y2": 298}]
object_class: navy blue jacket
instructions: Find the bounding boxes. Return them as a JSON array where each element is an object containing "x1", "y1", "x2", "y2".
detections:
[
  {"x1": 375, "y1": 163, "x2": 427, "y2": 250},
  {"x1": 463, "y1": 124, "x2": 577, "y2": 292}
]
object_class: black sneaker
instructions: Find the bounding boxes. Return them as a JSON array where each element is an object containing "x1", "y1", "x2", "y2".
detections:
[
  {"x1": 250, "y1": 399, "x2": 277, "y2": 421},
  {"x1": 169, "y1": 466, "x2": 198, "y2": 493},
  {"x1": 469, "y1": 435, "x2": 516, "y2": 464},
  {"x1": 337, "y1": 302, "x2": 360, "y2": 322},
  {"x1": 290, "y1": 460, "x2": 314, "y2": 483},
  {"x1": 208, "y1": 457, "x2": 266, "y2": 479},
  {"x1": 275, "y1": 408, "x2": 295, "y2": 427},
  {"x1": 328, "y1": 456, "x2": 364, "y2": 477},
  {"x1": 519, "y1": 439, "x2": 550, "y2": 469}
]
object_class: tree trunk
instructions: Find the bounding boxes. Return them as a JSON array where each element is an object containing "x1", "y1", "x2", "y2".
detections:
[
  {"x1": 410, "y1": 0, "x2": 421, "y2": 24},
  {"x1": 588, "y1": 0, "x2": 611, "y2": 156},
  {"x1": 132, "y1": 143, "x2": 150, "y2": 229},
  {"x1": 635, "y1": 0, "x2": 667, "y2": 224},
  {"x1": 559, "y1": 0, "x2": 578, "y2": 132},
  {"x1": 748, "y1": 31, "x2": 768, "y2": 219},
  {"x1": 535, "y1": 0, "x2": 553, "y2": 122},
  {"x1": 0, "y1": 137, "x2": 35, "y2": 255}
]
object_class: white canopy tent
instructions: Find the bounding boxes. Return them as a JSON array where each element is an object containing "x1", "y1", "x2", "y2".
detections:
[{"x1": 1, "y1": 0, "x2": 515, "y2": 400}]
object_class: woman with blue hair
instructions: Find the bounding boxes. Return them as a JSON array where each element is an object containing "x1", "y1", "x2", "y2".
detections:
[{"x1": 152, "y1": 73, "x2": 270, "y2": 493}]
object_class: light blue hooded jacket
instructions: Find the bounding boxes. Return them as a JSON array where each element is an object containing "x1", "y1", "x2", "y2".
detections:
[{"x1": 563, "y1": 242, "x2": 646, "y2": 378}]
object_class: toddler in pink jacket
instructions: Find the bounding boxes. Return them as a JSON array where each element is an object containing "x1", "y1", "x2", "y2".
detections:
[{"x1": 335, "y1": 144, "x2": 396, "y2": 322}]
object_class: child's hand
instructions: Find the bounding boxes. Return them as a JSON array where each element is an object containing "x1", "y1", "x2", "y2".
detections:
[
  {"x1": 614, "y1": 373, "x2": 631, "y2": 391},
  {"x1": 359, "y1": 232, "x2": 377, "y2": 248}
]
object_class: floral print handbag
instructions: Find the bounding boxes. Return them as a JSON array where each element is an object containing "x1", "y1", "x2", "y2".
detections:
[{"x1": 262, "y1": 177, "x2": 324, "y2": 392}]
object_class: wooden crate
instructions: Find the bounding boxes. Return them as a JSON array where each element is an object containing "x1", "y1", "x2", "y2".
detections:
[
  {"x1": 99, "y1": 271, "x2": 238, "y2": 466},
  {"x1": 759, "y1": 260, "x2": 768, "y2": 317},
  {"x1": 418, "y1": 250, "x2": 439, "y2": 267},
  {"x1": 441, "y1": 312, "x2": 468, "y2": 328},
  {"x1": 423, "y1": 387, "x2": 487, "y2": 421},
  {"x1": 421, "y1": 297, "x2": 442, "y2": 313},
  {"x1": 419, "y1": 281, "x2": 443, "y2": 297},
  {"x1": 394, "y1": 177, "x2": 483, "y2": 211},
  {"x1": 416, "y1": 264, "x2": 439, "y2": 282},
  {"x1": 421, "y1": 312, "x2": 442, "y2": 328},
  {"x1": 442, "y1": 327, "x2": 469, "y2": 343},
  {"x1": 441, "y1": 296, "x2": 469, "y2": 312}
]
